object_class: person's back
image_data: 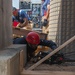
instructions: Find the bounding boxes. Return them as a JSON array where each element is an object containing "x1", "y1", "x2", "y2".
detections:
[{"x1": 18, "y1": 10, "x2": 30, "y2": 23}]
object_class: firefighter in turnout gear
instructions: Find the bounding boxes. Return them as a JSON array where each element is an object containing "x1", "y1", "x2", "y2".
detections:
[{"x1": 13, "y1": 32, "x2": 57, "y2": 61}]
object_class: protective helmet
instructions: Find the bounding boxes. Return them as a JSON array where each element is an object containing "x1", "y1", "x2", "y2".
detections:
[{"x1": 26, "y1": 32, "x2": 40, "y2": 45}]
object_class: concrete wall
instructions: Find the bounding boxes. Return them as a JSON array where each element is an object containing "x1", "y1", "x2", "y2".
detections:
[
  {"x1": 48, "y1": 0, "x2": 75, "y2": 58},
  {"x1": 58, "y1": 0, "x2": 75, "y2": 58},
  {"x1": 0, "y1": 0, "x2": 12, "y2": 49},
  {"x1": 0, "y1": 45, "x2": 27, "y2": 75}
]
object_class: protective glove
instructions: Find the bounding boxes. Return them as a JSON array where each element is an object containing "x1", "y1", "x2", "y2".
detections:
[
  {"x1": 51, "y1": 45, "x2": 57, "y2": 50},
  {"x1": 42, "y1": 19, "x2": 48, "y2": 26}
]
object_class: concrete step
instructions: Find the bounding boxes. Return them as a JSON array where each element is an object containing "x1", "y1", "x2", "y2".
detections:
[{"x1": 21, "y1": 69, "x2": 75, "y2": 75}]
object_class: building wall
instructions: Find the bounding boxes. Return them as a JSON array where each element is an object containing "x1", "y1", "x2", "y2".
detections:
[
  {"x1": 12, "y1": 0, "x2": 19, "y2": 9},
  {"x1": 31, "y1": 0, "x2": 41, "y2": 4},
  {"x1": 20, "y1": 0, "x2": 31, "y2": 2},
  {"x1": 49, "y1": 0, "x2": 75, "y2": 58}
]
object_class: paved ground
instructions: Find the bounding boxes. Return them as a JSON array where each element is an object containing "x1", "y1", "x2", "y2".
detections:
[{"x1": 25, "y1": 62, "x2": 75, "y2": 72}]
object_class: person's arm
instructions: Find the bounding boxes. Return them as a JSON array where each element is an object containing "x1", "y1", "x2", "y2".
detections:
[
  {"x1": 13, "y1": 37, "x2": 27, "y2": 44},
  {"x1": 39, "y1": 39, "x2": 57, "y2": 50},
  {"x1": 17, "y1": 11, "x2": 29, "y2": 28},
  {"x1": 17, "y1": 18, "x2": 28, "y2": 28},
  {"x1": 45, "y1": 4, "x2": 50, "y2": 19}
]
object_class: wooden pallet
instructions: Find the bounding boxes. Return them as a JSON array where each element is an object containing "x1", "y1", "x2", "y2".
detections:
[{"x1": 13, "y1": 28, "x2": 47, "y2": 39}]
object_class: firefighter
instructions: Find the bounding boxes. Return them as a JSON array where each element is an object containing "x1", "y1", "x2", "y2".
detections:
[
  {"x1": 41, "y1": 0, "x2": 50, "y2": 26},
  {"x1": 13, "y1": 32, "x2": 57, "y2": 61},
  {"x1": 12, "y1": 7, "x2": 30, "y2": 28}
]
